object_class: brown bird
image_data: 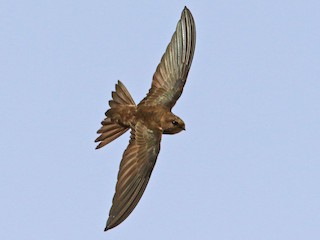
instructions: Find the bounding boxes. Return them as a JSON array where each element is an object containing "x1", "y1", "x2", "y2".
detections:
[{"x1": 95, "y1": 7, "x2": 196, "y2": 231}]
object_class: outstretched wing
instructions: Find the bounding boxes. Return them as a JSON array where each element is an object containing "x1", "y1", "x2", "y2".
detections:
[
  {"x1": 138, "y1": 7, "x2": 196, "y2": 109},
  {"x1": 105, "y1": 122, "x2": 162, "y2": 231}
]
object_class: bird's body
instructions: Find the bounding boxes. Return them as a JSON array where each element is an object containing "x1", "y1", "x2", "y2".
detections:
[{"x1": 95, "y1": 7, "x2": 196, "y2": 231}]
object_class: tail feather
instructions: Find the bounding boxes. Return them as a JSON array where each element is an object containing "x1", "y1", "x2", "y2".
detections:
[
  {"x1": 109, "y1": 80, "x2": 135, "y2": 107},
  {"x1": 97, "y1": 120, "x2": 122, "y2": 134},
  {"x1": 95, "y1": 81, "x2": 136, "y2": 149},
  {"x1": 95, "y1": 119, "x2": 129, "y2": 149}
]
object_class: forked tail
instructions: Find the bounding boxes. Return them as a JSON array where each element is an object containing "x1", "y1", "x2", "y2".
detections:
[{"x1": 95, "y1": 81, "x2": 136, "y2": 149}]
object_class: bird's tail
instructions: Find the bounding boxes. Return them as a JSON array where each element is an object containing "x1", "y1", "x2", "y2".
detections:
[{"x1": 95, "y1": 81, "x2": 136, "y2": 149}]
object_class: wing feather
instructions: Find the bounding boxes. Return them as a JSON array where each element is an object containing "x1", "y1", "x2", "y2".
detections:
[
  {"x1": 139, "y1": 7, "x2": 196, "y2": 109},
  {"x1": 105, "y1": 122, "x2": 162, "y2": 231}
]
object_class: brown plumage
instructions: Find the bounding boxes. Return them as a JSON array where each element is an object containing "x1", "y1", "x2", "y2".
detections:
[{"x1": 95, "y1": 7, "x2": 196, "y2": 231}]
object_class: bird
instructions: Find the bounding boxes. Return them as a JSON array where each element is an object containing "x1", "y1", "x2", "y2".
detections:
[{"x1": 95, "y1": 6, "x2": 196, "y2": 231}]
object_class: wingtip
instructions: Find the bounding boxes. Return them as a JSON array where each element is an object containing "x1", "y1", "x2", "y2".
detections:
[
  {"x1": 104, "y1": 222, "x2": 114, "y2": 231},
  {"x1": 181, "y1": 6, "x2": 194, "y2": 25},
  {"x1": 183, "y1": 6, "x2": 190, "y2": 13}
]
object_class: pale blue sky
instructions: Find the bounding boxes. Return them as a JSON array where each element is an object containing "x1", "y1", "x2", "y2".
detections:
[{"x1": 1, "y1": 1, "x2": 320, "y2": 239}]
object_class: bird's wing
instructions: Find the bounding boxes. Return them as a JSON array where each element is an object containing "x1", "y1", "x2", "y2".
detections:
[
  {"x1": 138, "y1": 7, "x2": 196, "y2": 109},
  {"x1": 105, "y1": 122, "x2": 162, "y2": 231}
]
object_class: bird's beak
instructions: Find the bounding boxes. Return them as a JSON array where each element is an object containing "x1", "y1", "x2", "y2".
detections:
[{"x1": 181, "y1": 126, "x2": 186, "y2": 131}]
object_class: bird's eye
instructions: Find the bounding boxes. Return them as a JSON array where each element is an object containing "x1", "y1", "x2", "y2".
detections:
[{"x1": 172, "y1": 120, "x2": 178, "y2": 126}]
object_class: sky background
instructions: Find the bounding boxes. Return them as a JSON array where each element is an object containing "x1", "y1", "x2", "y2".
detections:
[{"x1": 1, "y1": 1, "x2": 320, "y2": 239}]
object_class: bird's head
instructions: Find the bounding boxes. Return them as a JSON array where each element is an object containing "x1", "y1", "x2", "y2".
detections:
[{"x1": 161, "y1": 112, "x2": 185, "y2": 134}]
